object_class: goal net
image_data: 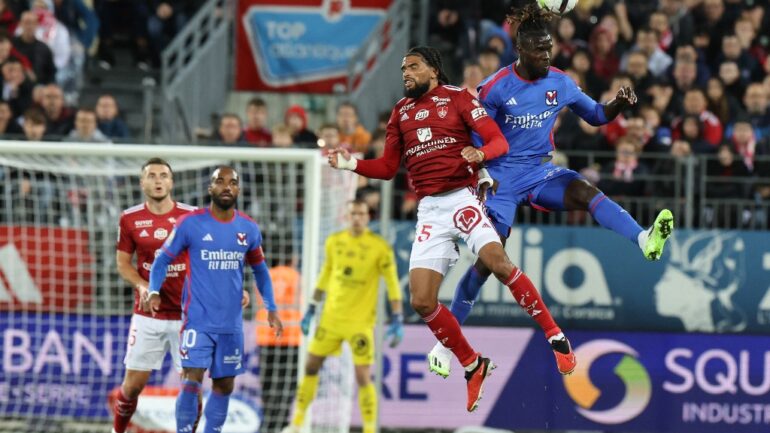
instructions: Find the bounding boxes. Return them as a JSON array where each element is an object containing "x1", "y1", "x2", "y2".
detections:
[{"x1": 0, "y1": 142, "x2": 358, "y2": 433}]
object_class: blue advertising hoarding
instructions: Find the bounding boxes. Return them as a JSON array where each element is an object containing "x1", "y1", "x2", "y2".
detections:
[
  {"x1": 370, "y1": 326, "x2": 770, "y2": 432},
  {"x1": 379, "y1": 222, "x2": 770, "y2": 334}
]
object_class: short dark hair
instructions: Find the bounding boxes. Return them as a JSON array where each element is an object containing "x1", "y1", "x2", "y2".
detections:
[
  {"x1": 405, "y1": 46, "x2": 450, "y2": 85},
  {"x1": 219, "y1": 113, "x2": 242, "y2": 126},
  {"x1": 319, "y1": 122, "x2": 339, "y2": 132},
  {"x1": 23, "y1": 107, "x2": 46, "y2": 125},
  {"x1": 141, "y1": 157, "x2": 173, "y2": 176},
  {"x1": 337, "y1": 101, "x2": 358, "y2": 114},
  {"x1": 247, "y1": 97, "x2": 266, "y2": 109},
  {"x1": 348, "y1": 198, "x2": 369, "y2": 209}
]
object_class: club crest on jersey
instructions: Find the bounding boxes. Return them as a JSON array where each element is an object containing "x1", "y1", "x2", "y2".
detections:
[
  {"x1": 453, "y1": 206, "x2": 482, "y2": 234},
  {"x1": 545, "y1": 90, "x2": 558, "y2": 106},
  {"x1": 416, "y1": 127, "x2": 432, "y2": 143},
  {"x1": 415, "y1": 109, "x2": 429, "y2": 121},
  {"x1": 438, "y1": 105, "x2": 448, "y2": 118},
  {"x1": 153, "y1": 228, "x2": 168, "y2": 240},
  {"x1": 237, "y1": 232, "x2": 248, "y2": 246}
]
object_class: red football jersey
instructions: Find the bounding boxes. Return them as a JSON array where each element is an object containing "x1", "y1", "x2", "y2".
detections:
[
  {"x1": 359, "y1": 85, "x2": 506, "y2": 197},
  {"x1": 116, "y1": 202, "x2": 195, "y2": 320}
]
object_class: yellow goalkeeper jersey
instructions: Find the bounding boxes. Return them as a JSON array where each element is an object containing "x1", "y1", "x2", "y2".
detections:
[{"x1": 316, "y1": 229, "x2": 401, "y2": 327}]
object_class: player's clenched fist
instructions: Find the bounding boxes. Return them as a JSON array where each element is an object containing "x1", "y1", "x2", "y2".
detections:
[
  {"x1": 461, "y1": 146, "x2": 485, "y2": 163},
  {"x1": 328, "y1": 148, "x2": 357, "y2": 170}
]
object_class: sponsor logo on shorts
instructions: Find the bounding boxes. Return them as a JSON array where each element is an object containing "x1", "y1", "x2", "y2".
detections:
[
  {"x1": 453, "y1": 206, "x2": 482, "y2": 234},
  {"x1": 352, "y1": 333, "x2": 370, "y2": 356}
]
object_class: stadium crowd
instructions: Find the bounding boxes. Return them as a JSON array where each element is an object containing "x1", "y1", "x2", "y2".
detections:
[{"x1": 1, "y1": 0, "x2": 770, "y2": 228}]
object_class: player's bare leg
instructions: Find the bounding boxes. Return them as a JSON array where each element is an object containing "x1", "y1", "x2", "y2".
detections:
[
  {"x1": 284, "y1": 354, "x2": 327, "y2": 432},
  {"x1": 354, "y1": 365, "x2": 377, "y2": 433},
  {"x1": 112, "y1": 370, "x2": 150, "y2": 433},
  {"x1": 476, "y1": 242, "x2": 576, "y2": 375},
  {"x1": 410, "y1": 267, "x2": 492, "y2": 412}
]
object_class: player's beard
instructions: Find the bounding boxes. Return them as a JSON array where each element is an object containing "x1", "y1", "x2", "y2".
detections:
[
  {"x1": 404, "y1": 79, "x2": 430, "y2": 99},
  {"x1": 212, "y1": 194, "x2": 236, "y2": 210}
]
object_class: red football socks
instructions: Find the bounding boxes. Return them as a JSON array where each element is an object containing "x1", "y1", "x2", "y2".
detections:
[
  {"x1": 112, "y1": 388, "x2": 138, "y2": 433},
  {"x1": 502, "y1": 267, "x2": 561, "y2": 338},
  {"x1": 421, "y1": 303, "x2": 477, "y2": 366}
]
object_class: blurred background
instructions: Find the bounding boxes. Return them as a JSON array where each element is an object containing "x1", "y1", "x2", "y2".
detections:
[{"x1": 1, "y1": 0, "x2": 770, "y2": 433}]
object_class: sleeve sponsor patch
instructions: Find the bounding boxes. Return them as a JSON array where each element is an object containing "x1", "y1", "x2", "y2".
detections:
[{"x1": 471, "y1": 107, "x2": 487, "y2": 120}]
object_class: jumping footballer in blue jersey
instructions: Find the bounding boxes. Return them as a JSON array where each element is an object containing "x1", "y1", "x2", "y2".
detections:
[
  {"x1": 147, "y1": 166, "x2": 283, "y2": 433},
  {"x1": 428, "y1": 4, "x2": 674, "y2": 378}
]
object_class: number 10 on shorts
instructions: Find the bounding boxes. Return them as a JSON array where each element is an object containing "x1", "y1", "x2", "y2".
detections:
[{"x1": 182, "y1": 329, "x2": 197, "y2": 348}]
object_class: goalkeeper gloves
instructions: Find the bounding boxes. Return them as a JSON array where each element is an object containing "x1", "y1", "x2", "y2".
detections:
[
  {"x1": 385, "y1": 313, "x2": 404, "y2": 348},
  {"x1": 300, "y1": 303, "x2": 317, "y2": 336}
]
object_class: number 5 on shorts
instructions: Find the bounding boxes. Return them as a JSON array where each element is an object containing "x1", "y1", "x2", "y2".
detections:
[
  {"x1": 182, "y1": 329, "x2": 197, "y2": 348},
  {"x1": 418, "y1": 225, "x2": 432, "y2": 242}
]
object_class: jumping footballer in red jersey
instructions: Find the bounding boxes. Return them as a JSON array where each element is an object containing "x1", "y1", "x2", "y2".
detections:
[{"x1": 329, "y1": 46, "x2": 576, "y2": 412}]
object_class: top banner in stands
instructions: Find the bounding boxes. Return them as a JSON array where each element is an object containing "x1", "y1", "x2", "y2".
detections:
[
  {"x1": 235, "y1": 0, "x2": 391, "y2": 92},
  {"x1": 0, "y1": 226, "x2": 94, "y2": 312},
  {"x1": 361, "y1": 326, "x2": 770, "y2": 433},
  {"x1": 380, "y1": 223, "x2": 770, "y2": 334}
]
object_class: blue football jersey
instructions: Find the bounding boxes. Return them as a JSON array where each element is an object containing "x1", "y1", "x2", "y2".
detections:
[
  {"x1": 477, "y1": 65, "x2": 607, "y2": 168},
  {"x1": 160, "y1": 208, "x2": 265, "y2": 333}
]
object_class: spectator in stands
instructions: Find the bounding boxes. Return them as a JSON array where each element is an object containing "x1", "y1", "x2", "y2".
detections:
[
  {"x1": 598, "y1": 136, "x2": 650, "y2": 198},
  {"x1": 570, "y1": 48, "x2": 604, "y2": 99},
  {"x1": 428, "y1": 0, "x2": 472, "y2": 81},
  {"x1": 707, "y1": 143, "x2": 751, "y2": 199},
  {"x1": 729, "y1": 119, "x2": 758, "y2": 172},
  {"x1": 622, "y1": 26, "x2": 672, "y2": 78},
  {"x1": 672, "y1": 44, "x2": 709, "y2": 87},
  {"x1": 717, "y1": 33, "x2": 762, "y2": 84},
  {"x1": 553, "y1": 16, "x2": 584, "y2": 71},
  {"x1": 648, "y1": 10, "x2": 674, "y2": 54},
  {"x1": 653, "y1": 138, "x2": 695, "y2": 198},
  {"x1": 336, "y1": 101, "x2": 370, "y2": 154},
  {"x1": 317, "y1": 123, "x2": 350, "y2": 155},
  {"x1": 669, "y1": 60, "x2": 698, "y2": 115},
  {"x1": 285, "y1": 104, "x2": 316, "y2": 148},
  {"x1": 588, "y1": 26, "x2": 620, "y2": 83},
  {"x1": 734, "y1": 16, "x2": 764, "y2": 64},
  {"x1": 214, "y1": 112, "x2": 246, "y2": 145},
  {"x1": 0, "y1": 32, "x2": 33, "y2": 79},
  {"x1": 460, "y1": 62, "x2": 484, "y2": 97},
  {"x1": 51, "y1": 0, "x2": 99, "y2": 53},
  {"x1": 145, "y1": 1, "x2": 190, "y2": 68},
  {"x1": 639, "y1": 104, "x2": 672, "y2": 152},
  {"x1": 679, "y1": 88, "x2": 724, "y2": 148},
  {"x1": 0, "y1": 99, "x2": 20, "y2": 135},
  {"x1": 243, "y1": 97, "x2": 271, "y2": 147},
  {"x1": 271, "y1": 123, "x2": 293, "y2": 148},
  {"x1": 41, "y1": 83, "x2": 73, "y2": 136},
  {"x1": 678, "y1": 114, "x2": 712, "y2": 155},
  {"x1": 742, "y1": 82, "x2": 770, "y2": 139},
  {"x1": 21, "y1": 106, "x2": 46, "y2": 140},
  {"x1": 624, "y1": 50, "x2": 654, "y2": 99},
  {"x1": 477, "y1": 47, "x2": 501, "y2": 79},
  {"x1": 696, "y1": 0, "x2": 730, "y2": 64},
  {"x1": 95, "y1": 94, "x2": 129, "y2": 140},
  {"x1": 706, "y1": 77, "x2": 740, "y2": 126},
  {"x1": 659, "y1": 0, "x2": 695, "y2": 48},
  {"x1": 66, "y1": 107, "x2": 110, "y2": 142},
  {"x1": 480, "y1": 20, "x2": 515, "y2": 66},
  {"x1": 718, "y1": 61, "x2": 746, "y2": 102},
  {"x1": 2, "y1": 57, "x2": 33, "y2": 116},
  {"x1": 0, "y1": 0, "x2": 18, "y2": 34},
  {"x1": 13, "y1": 11, "x2": 55, "y2": 84},
  {"x1": 27, "y1": 2, "x2": 71, "y2": 84}
]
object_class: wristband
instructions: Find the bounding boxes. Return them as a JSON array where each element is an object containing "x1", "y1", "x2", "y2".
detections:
[{"x1": 336, "y1": 153, "x2": 358, "y2": 170}]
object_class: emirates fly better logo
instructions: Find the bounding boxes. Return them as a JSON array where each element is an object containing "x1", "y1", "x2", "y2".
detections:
[{"x1": 564, "y1": 340, "x2": 652, "y2": 425}]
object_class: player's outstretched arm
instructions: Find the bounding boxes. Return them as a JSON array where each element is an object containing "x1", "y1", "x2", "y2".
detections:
[{"x1": 570, "y1": 84, "x2": 638, "y2": 126}]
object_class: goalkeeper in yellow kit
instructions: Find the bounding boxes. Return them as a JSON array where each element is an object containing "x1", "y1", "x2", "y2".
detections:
[{"x1": 282, "y1": 199, "x2": 403, "y2": 433}]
